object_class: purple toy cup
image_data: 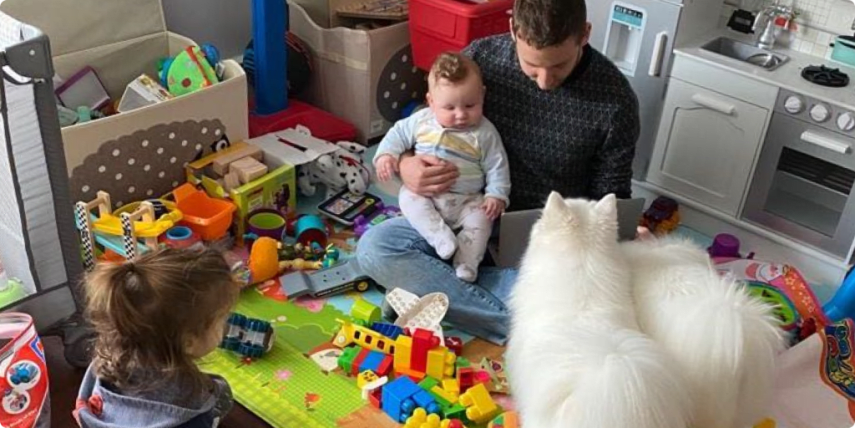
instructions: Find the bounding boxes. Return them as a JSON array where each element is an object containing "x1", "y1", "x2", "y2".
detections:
[
  {"x1": 246, "y1": 208, "x2": 287, "y2": 241},
  {"x1": 708, "y1": 233, "x2": 741, "y2": 258}
]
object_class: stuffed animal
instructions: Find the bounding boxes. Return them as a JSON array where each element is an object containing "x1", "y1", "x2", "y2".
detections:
[
  {"x1": 297, "y1": 140, "x2": 371, "y2": 199},
  {"x1": 159, "y1": 44, "x2": 221, "y2": 97}
]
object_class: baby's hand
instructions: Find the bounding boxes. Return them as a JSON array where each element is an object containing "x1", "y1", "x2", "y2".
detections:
[
  {"x1": 482, "y1": 197, "x2": 506, "y2": 221},
  {"x1": 375, "y1": 155, "x2": 398, "y2": 182}
]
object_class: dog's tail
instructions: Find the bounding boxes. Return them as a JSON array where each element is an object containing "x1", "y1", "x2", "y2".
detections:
[
  {"x1": 534, "y1": 327, "x2": 693, "y2": 428},
  {"x1": 654, "y1": 272, "x2": 786, "y2": 428}
]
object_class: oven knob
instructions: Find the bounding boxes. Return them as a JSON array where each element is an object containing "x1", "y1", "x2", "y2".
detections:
[
  {"x1": 810, "y1": 104, "x2": 831, "y2": 123},
  {"x1": 784, "y1": 95, "x2": 804, "y2": 114},
  {"x1": 838, "y1": 113, "x2": 855, "y2": 132}
]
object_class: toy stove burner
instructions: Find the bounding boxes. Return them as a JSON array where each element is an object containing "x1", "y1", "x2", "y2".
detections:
[{"x1": 801, "y1": 65, "x2": 849, "y2": 87}]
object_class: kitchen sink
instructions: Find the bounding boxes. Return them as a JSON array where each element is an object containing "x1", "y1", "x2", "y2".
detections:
[{"x1": 701, "y1": 37, "x2": 790, "y2": 71}]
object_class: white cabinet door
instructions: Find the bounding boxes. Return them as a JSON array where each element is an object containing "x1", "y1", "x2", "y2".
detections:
[{"x1": 647, "y1": 78, "x2": 769, "y2": 216}]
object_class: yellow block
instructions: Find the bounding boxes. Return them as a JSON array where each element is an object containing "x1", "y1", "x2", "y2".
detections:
[
  {"x1": 426, "y1": 347, "x2": 456, "y2": 379},
  {"x1": 394, "y1": 335, "x2": 413, "y2": 371}
]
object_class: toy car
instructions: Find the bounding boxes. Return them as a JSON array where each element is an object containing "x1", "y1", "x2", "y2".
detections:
[
  {"x1": 220, "y1": 313, "x2": 275, "y2": 359},
  {"x1": 279, "y1": 258, "x2": 375, "y2": 299}
]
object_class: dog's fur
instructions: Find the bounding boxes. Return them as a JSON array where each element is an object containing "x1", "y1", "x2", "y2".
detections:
[
  {"x1": 622, "y1": 237, "x2": 786, "y2": 428},
  {"x1": 506, "y1": 193, "x2": 692, "y2": 428}
]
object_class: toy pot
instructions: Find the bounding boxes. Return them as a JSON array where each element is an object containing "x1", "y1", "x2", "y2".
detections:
[
  {"x1": 707, "y1": 233, "x2": 741, "y2": 258},
  {"x1": 160, "y1": 226, "x2": 201, "y2": 249},
  {"x1": 246, "y1": 209, "x2": 287, "y2": 241},
  {"x1": 294, "y1": 214, "x2": 327, "y2": 247}
]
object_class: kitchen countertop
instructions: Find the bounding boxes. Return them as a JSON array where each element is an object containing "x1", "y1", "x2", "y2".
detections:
[{"x1": 675, "y1": 28, "x2": 855, "y2": 110}]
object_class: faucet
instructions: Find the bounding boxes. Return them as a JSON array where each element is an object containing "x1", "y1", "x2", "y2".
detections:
[{"x1": 752, "y1": 4, "x2": 794, "y2": 49}]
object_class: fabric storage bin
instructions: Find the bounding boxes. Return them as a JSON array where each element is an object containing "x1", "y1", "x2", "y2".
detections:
[
  {"x1": 289, "y1": 0, "x2": 427, "y2": 142},
  {"x1": 0, "y1": 0, "x2": 249, "y2": 207}
]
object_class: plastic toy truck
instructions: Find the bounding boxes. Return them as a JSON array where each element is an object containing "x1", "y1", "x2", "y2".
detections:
[{"x1": 279, "y1": 259, "x2": 375, "y2": 299}]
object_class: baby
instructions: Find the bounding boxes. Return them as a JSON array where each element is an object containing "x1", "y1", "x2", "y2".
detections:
[{"x1": 375, "y1": 52, "x2": 510, "y2": 282}]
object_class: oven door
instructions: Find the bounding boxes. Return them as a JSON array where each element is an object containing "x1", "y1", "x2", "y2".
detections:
[{"x1": 743, "y1": 113, "x2": 855, "y2": 258}]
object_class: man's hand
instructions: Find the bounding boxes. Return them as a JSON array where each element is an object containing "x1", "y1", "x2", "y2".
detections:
[
  {"x1": 399, "y1": 154, "x2": 459, "y2": 197},
  {"x1": 375, "y1": 154, "x2": 398, "y2": 182},
  {"x1": 482, "y1": 197, "x2": 506, "y2": 221}
]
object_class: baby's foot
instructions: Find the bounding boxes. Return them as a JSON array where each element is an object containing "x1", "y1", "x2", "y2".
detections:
[
  {"x1": 456, "y1": 264, "x2": 477, "y2": 282},
  {"x1": 434, "y1": 238, "x2": 457, "y2": 260}
]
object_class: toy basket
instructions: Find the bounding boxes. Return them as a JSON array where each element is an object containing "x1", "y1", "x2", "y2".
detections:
[{"x1": 409, "y1": 0, "x2": 515, "y2": 70}]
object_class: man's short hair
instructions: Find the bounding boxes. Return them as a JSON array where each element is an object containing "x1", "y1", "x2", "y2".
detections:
[
  {"x1": 429, "y1": 52, "x2": 482, "y2": 87},
  {"x1": 513, "y1": 0, "x2": 587, "y2": 49}
]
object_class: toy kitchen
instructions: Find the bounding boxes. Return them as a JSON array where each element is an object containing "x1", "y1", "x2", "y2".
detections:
[{"x1": 586, "y1": 0, "x2": 855, "y2": 285}]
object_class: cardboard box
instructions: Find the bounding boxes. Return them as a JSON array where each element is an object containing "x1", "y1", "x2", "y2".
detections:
[
  {"x1": 289, "y1": 1, "x2": 427, "y2": 142},
  {"x1": 0, "y1": 0, "x2": 249, "y2": 207}
]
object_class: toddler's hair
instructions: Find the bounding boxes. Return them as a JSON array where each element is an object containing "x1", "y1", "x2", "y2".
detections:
[
  {"x1": 84, "y1": 247, "x2": 239, "y2": 394},
  {"x1": 429, "y1": 52, "x2": 482, "y2": 87}
]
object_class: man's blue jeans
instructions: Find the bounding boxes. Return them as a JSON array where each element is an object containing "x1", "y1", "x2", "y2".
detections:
[{"x1": 355, "y1": 217, "x2": 517, "y2": 345}]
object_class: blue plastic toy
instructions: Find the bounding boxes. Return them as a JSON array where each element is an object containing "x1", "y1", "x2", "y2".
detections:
[
  {"x1": 220, "y1": 312, "x2": 274, "y2": 359},
  {"x1": 824, "y1": 265, "x2": 855, "y2": 322}
]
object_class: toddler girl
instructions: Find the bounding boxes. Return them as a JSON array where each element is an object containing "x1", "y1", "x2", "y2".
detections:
[
  {"x1": 375, "y1": 52, "x2": 511, "y2": 282},
  {"x1": 74, "y1": 247, "x2": 240, "y2": 428}
]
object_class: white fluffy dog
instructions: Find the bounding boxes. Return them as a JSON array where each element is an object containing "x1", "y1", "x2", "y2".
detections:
[
  {"x1": 506, "y1": 193, "x2": 692, "y2": 428},
  {"x1": 622, "y1": 236, "x2": 786, "y2": 428}
]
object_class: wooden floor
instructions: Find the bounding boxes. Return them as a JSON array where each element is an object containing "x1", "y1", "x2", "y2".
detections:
[{"x1": 44, "y1": 336, "x2": 272, "y2": 428}]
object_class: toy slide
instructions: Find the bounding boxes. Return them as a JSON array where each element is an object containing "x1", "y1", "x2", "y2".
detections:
[{"x1": 92, "y1": 200, "x2": 182, "y2": 238}]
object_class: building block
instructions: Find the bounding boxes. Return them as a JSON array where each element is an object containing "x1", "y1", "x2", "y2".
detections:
[
  {"x1": 411, "y1": 328, "x2": 439, "y2": 373},
  {"x1": 333, "y1": 320, "x2": 396, "y2": 354},
  {"x1": 487, "y1": 411, "x2": 520, "y2": 428},
  {"x1": 430, "y1": 385, "x2": 456, "y2": 406},
  {"x1": 352, "y1": 348, "x2": 370, "y2": 375},
  {"x1": 426, "y1": 347, "x2": 456, "y2": 380},
  {"x1": 405, "y1": 408, "x2": 442, "y2": 428},
  {"x1": 359, "y1": 350, "x2": 386, "y2": 373},
  {"x1": 357, "y1": 370, "x2": 379, "y2": 389},
  {"x1": 352, "y1": 299, "x2": 382, "y2": 324},
  {"x1": 459, "y1": 383, "x2": 499, "y2": 424},
  {"x1": 394, "y1": 334, "x2": 413, "y2": 372},
  {"x1": 413, "y1": 390, "x2": 441, "y2": 415},
  {"x1": 457, "y1": 367, "x2": 475, "y2": 392},
  {"x1": 419, "y1": 377, "x2": 441, "y2": 390},
  {"x1": 456, "y1": 357, "x2": 470, "y2": 368},
  {"x1": 361, "y1": 375, "x2": 389, "y2": 400},
  {"x1": 372, "y1": 322, "x2": 404, "y2": 340},
  {"x1": 445, "y1": 336, "x2": 463, "y2": 356},
  {"x1": 338, "y1": 346, "x2": 360, "y2": 374},
  {"x1": 382, "y1": 377, "x2": 424, "y2": 423},
  {"x1": 441, "y1": 379, "x2": 460, "y2": 398},
  {"x1": 442, "y1": 420, "x2": 465, "y2": 428},
  {"x1": 474, "y1": 370, "x2": 492, "y2": 387},
  {"x1": 443, "y1": 403, "x2": 467, "y2": 421},
  {"x1": 368, "y1": 387, "x2": 383, "y2": 408},
  {"x1": 396, "y1": 367, "x2": 426, "y2": 382},
  {"x1": 212, "y1": 144, "x2": 263, "y2": 176},
  {"x1": 230, "y1": 156, "x2": 269, "y2": 184},
  {"x1": 376, "y1": 353, "x2": 393, "y2": 377}
]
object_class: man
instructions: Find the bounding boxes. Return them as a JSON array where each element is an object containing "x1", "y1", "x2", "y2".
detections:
[{"x1": 356, "y1": 0, "x2": 640, "y2": 344}]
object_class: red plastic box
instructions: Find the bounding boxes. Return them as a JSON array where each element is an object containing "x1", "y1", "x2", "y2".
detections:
[{"x1": 409, "y1": 0, "x2": 515, "y2": 71}]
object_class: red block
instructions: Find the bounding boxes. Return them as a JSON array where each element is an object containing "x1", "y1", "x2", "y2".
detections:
[
  {"x1": 411, "y1": 329, "x2": 439, "y2": 372},
  {"x1": 352, "y1": 348, "x2": 370, "y2": 376},
  {"x1": 369, "y1": 388, "x2": 382, "y2": 408},
  {"x1": 445, "y1": 336, "x2": 463, "y2": 356},
  {"x1": 376, "y1": 354, "x2": 393, "y2": 377},
  {"x1": 457, "y1": 367, "x2": 475, "y2": 392}
]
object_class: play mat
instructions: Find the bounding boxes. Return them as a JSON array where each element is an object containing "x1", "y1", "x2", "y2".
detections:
[{"x1": 199, "y1": 170, "x2": 512, "y2": 428}]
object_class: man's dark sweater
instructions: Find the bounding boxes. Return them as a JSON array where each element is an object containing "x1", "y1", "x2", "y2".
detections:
[{"x1": 464, "y1": 35, "x2": 640, "y2": 211}]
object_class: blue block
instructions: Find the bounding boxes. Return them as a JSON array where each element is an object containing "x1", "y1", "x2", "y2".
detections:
[
  {"x1": 359, "y1": 350, "x2": 385, "y2": 373},
  {"x1": 413, "y1": 390, "x2": 441, "y2": 415},
  {"x1": 381, "y1": 377, "x2": 422, "y2": 422},
  {"x1": 371, "y1": 322, "x2": 403, "y2": 340}
]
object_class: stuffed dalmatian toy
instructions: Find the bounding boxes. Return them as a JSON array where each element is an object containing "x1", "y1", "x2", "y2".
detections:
[{"x1": 296, "y1": 132, "x2": 371, "y2": 199}]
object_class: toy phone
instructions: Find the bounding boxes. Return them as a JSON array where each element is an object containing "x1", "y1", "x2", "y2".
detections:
[{"x1": 317, "y1": 190, "x2": 381, "y2": 226}]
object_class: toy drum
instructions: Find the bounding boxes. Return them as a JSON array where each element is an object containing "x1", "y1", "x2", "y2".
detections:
[{"x1": 246, "y1": 209, "x2": 287, "y2": 241}]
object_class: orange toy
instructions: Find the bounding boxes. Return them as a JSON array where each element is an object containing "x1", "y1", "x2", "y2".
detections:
[
  {"x1": 248, "y1": 237, "x2": 281, "y2": 284},
  {"x1": 172, "y1": 183, "x2": 236, "y2": 241}
]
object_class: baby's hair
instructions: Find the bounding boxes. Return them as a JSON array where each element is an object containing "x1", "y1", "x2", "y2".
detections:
[
  {"x1": 429, "y1": 52, "x2": 482, "y2": 88},
  {"x1": 84, "y1": 247, "x2": 239, "y2": 394}
]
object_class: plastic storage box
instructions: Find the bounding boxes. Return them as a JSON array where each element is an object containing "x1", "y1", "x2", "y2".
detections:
[{"x1": 409, "y1": 0, "x2": 515, "y2": 70}]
